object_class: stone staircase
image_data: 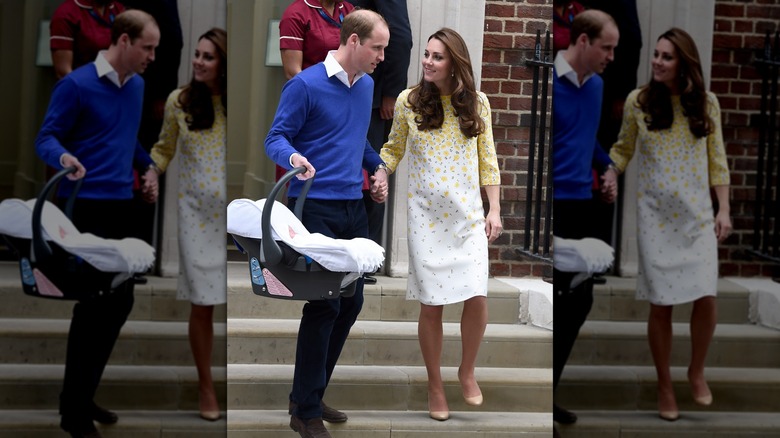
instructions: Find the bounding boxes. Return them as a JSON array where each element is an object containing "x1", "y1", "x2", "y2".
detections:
[
  {"x1": 0, "y1": 262, "x2": 227, "y2": 437},
  {"x1": 556, "y1": 276, "x2": 780, "y2": 437},
  {"x1": 226, "y1": 261, "x2": 553, "y2": 437}
]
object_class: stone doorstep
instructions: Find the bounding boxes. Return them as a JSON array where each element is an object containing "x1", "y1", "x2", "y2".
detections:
[
  {"x1": 227, "y1": 364, "x2": 551, "y2": 412},
  {"x1": 495, "y1": 277, "x2": 552, "y2": 331},
  {"x1": 568, "y1": 320, "x2": 780, "y2": 368},
  {"x1": 726, "y1": 276, "x2": 780, "y2": 330},
  {"x1": 0, "y1": 364, "x2": 226, "y2": 411},
  {"x1": 0, "y1": 319, "x2": 226, "y2": 366},
  {"x1": 228, "y1": 409, "x2": 551, "y2": 438},
  {"x1": 591, "y1": 276, "x2": 753, "y2": 324},
  {"x1": 227, "y1": 268, "x2": 525, "y2": 326},
  {"x1": 556, "y1": 410, "x2": 780, "y2": 438},
  {"x1": 556, "y1": 364, "x2": 780, "y2": 412},
  {"x1": 226, "y1": 318, "x2": 551, "y2": 369},
  {"x1": 0, "y1": 410, "x2": 226, "y2": 438}
]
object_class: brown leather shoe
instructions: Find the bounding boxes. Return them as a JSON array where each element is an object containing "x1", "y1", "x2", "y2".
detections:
[
  {"x1": 289, "y1": 401, "x2": 348, "y2": 423},
  {"x1": 289, "y1": 415, "x2": 331, "y2": 438}
]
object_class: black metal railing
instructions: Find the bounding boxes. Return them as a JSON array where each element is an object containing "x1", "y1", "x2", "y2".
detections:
[
  {"x1": 750, "y1": 31, "x2": 780, "y2": 263},
  {"x1": 516, "y1": 30, "x2": 553, "y2": 264}
]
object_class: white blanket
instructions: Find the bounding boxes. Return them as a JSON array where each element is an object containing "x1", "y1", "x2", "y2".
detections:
[
  {"x1": 0, "y1": 198, "x2": 155, "y2": 275},
  {"x1": 227, "y1": 198, "x2": 384, "y2": 274},
  {"x1": 553, "y1": 236, "x2": 614, "y2": 288}
]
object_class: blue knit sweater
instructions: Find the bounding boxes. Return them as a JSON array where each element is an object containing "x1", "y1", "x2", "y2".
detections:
[
  {"x1": 553, "y1": 68, "x2": 613, "y2": 200},
  {"x1": 35, "y1": 63, "x2": 152, "y2": 200},
  {"x1": 265, "y1": 63, "x2": 383, "y2": 200}
]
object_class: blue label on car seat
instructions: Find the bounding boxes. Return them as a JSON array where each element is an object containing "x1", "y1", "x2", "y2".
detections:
[
  {"x1": 20, "y1": 258, "x2": 35, "y2": 286},
  {"x1": 250, "y1": 257, "x2": 265, "y2": 285}
]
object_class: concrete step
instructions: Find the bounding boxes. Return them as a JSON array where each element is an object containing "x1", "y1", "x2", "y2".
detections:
[
  {"x1": 567, "y1": 320, "x2": 780, "y2": 368},
  {"x1": 0, "y1": 364, "x2": 226, "y2": 411},
  {"x1": 0, "y1": 318, "x2": 226, "y2": 366},
  {"x1": 228, "y1": 409, "x2": 551, "y2": 437},
  {"x1": 556, "y1": 410, "x2": 780, "y2": 437},
  {"x1": 591, "y1": 277, "x2": 751, "y2": 324},
  {"x1": 227, "y1": 318, "x2": 550, "y2": 368},
  {"x1": 227, "y1": 364, "x2": 550, "y2": 412},
  {"x1": 0, "y1": 409, "x2": 226, "y2": 437},
  {"x1": 556, "y1": 365, "x2": 780, "y2": 412},
  {"x1": 227, "y1": 262, "x2": 523, "y2": 324},
  {"x1": 0, "y1": 262, "x2": 227, "y2": 322}
]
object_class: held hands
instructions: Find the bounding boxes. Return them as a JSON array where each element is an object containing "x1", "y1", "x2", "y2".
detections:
[
  {"x1": 714, "y1": 209, "x2": 732, "y2": 243},
  {"x1": 291, "y1": 154, "x2": 316, "y2": 180},
  {"x1": 370, "y1": 168, "x2": 389, "y2": 203},
  {"x1": 600, "y1": 167, "x2": 619, "y2": 203},
  {"x1": 485, "y1": 210, "x2": 503, "y2": 243},
  {"x1": 141, "y1": 166, "x2": 159, "y2": 204},
  {"x1": 60, "y1": 154, "x2": 86, "y2": 180}
]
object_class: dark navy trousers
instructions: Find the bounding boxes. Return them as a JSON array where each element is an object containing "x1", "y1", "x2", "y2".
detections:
[{"x1": 287, "y1": 198, "x2": 368, "y2": 419}]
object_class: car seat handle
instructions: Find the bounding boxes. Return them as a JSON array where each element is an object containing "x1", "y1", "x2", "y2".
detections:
[
  {"x1": 31, "y1": 166, "x2": 81, "y2": 264},
  {"x1": 261, "y1": 166, "x2": 314, "y2": 266}
]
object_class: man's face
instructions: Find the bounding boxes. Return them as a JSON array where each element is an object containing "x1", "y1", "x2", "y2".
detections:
[
  {"x1": 124, "y1": 24, "x2": 160, "y2": 74},
  {"x1": 353, "y1": 24, "x2": 389, "y2": 74},
  {"x1": 583, "y1": 23, "x2": 619, "y2": 74}
]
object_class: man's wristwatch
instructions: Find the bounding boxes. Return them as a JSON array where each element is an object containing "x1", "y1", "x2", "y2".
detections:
[{"x1": 374, "y1": 163, "x2": 388, "y2": 174}]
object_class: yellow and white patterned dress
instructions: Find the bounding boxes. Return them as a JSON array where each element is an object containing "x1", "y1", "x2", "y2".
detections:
[
  {"x1": 610, "y1": 89, "x2": 729, "y2": 305},
  {"x1": 151, "y1": 89, "x2": 227, "y2": 306},
  {"x1": 381, "y1": 89, "x2": 500, "y2": 305}
]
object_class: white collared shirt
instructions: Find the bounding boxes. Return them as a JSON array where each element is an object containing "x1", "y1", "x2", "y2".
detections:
[
  {"x1": 323, "y1": 51, "x2": 365, "y2": 88},
  {"x1": 94, "y1": 51, "x2": 134, "y2": 88},
  {"x1": 554, "y1": 50, "x2": 594, "y2": 88}
]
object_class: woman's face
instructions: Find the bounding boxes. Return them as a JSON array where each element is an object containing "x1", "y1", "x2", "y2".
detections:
[
  {"x1": 422, "y1": 38, "x2": 454, "y2": 93},
  {"x1": 192, "y1": 38, "x2": 221, "y2": 91},
  {"x1": 652, "y1": 38, "x2": 680, "y2": 91}
]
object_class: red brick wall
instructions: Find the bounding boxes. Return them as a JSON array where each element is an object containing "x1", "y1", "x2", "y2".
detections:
[
  {"x1": 712, "y1": 0, "x2": 780, "y2": 276},
  {"x1": 483, "y1": 0, "x2": 553, "y2": 279}
]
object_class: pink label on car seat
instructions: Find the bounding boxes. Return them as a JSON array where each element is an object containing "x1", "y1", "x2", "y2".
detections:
[
  {"x1": 262, "y1": 268, "x2": 294, "y2": 297},
  {"x1": 32, "y1": 268, "x2": 65, "y2": 297}
]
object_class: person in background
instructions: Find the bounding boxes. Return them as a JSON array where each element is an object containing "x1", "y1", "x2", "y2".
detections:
[
  {"x1": 380, "y1": 27, "x2": 502, "y2": 422},
  {"x1": 50, "y1": 0, "x2": 126, "y2": 79},
  {"x1": 553, "y1": 0, "x2": 585, "y2": 55},
  {"x1": 603, "y1": 27, "x2": 731, "y2": 422},
  {"x1": 145, "y1": 27, "x2": 228, "y2": 422},
  {"x1": 35, "y1": 10, "x2": 160, "y2": 437},
  {"x1": 351, "y1": 0, "x2": 413, "y2": 284},
  {"x1": 275, "y1": 0, "x2": 356, "y2": 184}
]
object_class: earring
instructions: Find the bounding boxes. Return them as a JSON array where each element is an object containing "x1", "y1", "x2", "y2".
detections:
[{"x1": 451, "y1": 71, "x2": 455, "y2": 77}]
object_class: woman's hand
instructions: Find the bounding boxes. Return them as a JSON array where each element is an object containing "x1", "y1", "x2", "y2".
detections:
[
  {"x1": 714, "y1": 209, "x2": 732, "y2": 243},
  {"x1": 485, "y1": 210, "x2": 503, "y2": 243}
]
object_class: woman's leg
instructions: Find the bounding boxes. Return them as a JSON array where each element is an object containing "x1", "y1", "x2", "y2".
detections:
[
  {"x1": 688, "y1": 296, "x2": 717, "y2": 404},
  {"x1": 648, "y1": 303, "x2": 677, "y2": 417},
  {"x1": 189, "y1": 303, "x2": 219, "y2": 416},
  {"x1": 459, "y1": 296, "x2": 487, "y2": 403},
  {"x1": 418, "y1": 303, "x2": 448, "y2": 417}
]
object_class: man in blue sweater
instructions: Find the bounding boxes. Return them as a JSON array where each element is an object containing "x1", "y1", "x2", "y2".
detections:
[
  {"x1": 551, "y1": 9, "x2": 619, "y2": 435},
  {"x1": 265, "y1": 9, "x2": 389, "y2": 438},
  {"x1": 35, "y1": 10, "x2": 159, "y2": 438}
]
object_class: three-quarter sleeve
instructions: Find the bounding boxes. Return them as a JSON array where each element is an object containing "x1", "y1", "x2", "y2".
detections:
[
  {"x1": 476, "y1": 93, "x2": 500, "y2": 186},
  {"x1": 150, "y1": 89, "x2": 181, "y2": 172},
  {"x1": 609, "y1": 88, "x2": 641, "y2": 172},
  {"x1": 379, "y1": 89, "x2": 411, "y2": 173},
  {"x1": 705, "y1": 92, "x2": 730, "y2": 186}
]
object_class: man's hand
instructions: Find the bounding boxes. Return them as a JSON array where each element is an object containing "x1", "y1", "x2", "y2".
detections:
[
  {"x1": 600, "y1": 166, "x2": 619, "y2": 204},
  {"x1": 141, "y1": 166, "x2": 159, "y2": 203},
  {"x1": 380, "y1": 96, "x2": 396, "y2": 120},
  {"x1": 370, "y1": 168, "x2": 389, "y2": 203},
  {"x1": 291, "y1": 153, "x2": 316, "y2": 180},
  {"x1": 60, "y1": 154, "x2": 86, "y2": 180}
]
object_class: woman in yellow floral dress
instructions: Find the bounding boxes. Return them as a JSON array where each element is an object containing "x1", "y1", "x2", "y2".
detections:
[
  {"x1": 147, "y1": 28, "x2": 227, "y2": 421},
  {"x1": 380, "y1": 27, "x2": 502, "y2": 421},
  {"x1": 603, "y1": 28, "x2": 731, "y2": 421}
]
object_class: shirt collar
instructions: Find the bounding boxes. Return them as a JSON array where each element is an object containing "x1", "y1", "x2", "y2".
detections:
[
  {"x1": 94, "y1": 51, "x2": 134, "y2": 88},
  {"x1": 554, "y1": 50, "x2": 594, "y2": 88},
  {"x1": 324, "y1": 51, "x2": 365, "y2": 88},
  {"x1": 74, "y1": 0, "x2": 118, "y2": 10},
  {"x1": 303, "y1": 0, "x2": 344, "y2": 10}
]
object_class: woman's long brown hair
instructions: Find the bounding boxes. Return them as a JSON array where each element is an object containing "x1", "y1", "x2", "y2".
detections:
[
  {"x1": 407, "y1": 28, "x2": 485, "y2": 138},
  {"x1": 178, "y1": 27, "x2": 227, "y2": 130}
]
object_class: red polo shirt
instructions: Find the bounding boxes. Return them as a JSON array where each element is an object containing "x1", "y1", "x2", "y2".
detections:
[
  {"x1": 279, "y1": 0, "x2": 355, "y2": 70},
  {"x1": 50, "y1": 0, "x2": 126, "y2": 70}
]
